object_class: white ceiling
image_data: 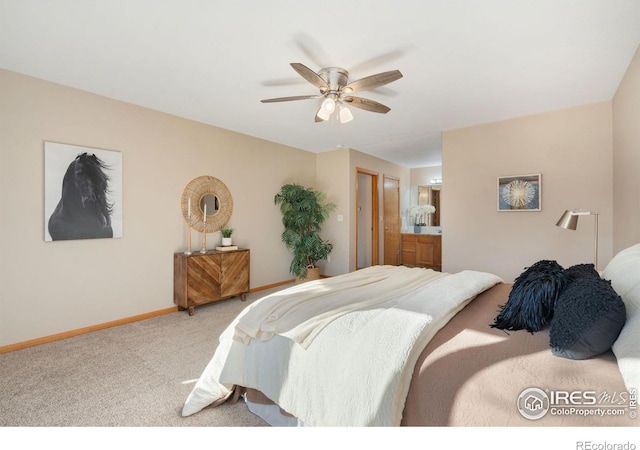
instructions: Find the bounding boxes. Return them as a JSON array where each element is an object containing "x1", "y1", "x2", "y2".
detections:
[{"x1": 1, "y1": 1, "x2": 639, "y2": 168}]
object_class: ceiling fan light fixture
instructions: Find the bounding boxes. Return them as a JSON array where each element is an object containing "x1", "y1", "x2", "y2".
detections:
[
  {"x1": 316, "y1": 105, "x2": 331, "y2": 121},
  {"x1": 262, "y1": 62, "x2": 403, "y2": 124},
  {"x1": 321, "y1": 97, "x2": 336, "y2": 113},
  {"x1": 339, "y1": 104, "x2": 353, "y2": 123},
  {"x1": 316, "y1": 97, "x2": 337, "y2": 121}
]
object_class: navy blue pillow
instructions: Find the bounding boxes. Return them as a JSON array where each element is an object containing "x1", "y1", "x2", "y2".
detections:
[
  {"x1": 564, "y1": 263, "x2": 600, "y2": 281},
  {"x1": 550, "y1": 277, "x2": 626, "y2": 360},
  {"x1": 491, "y1": 260, "x2": 570, "y2": 333}
]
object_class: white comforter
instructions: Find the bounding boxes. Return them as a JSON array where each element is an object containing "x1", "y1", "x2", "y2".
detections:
[
  {"x1": 234, "y1": 264, "x2": 447, "y2": 348},
  {"x1": 182, "y1": 266, "x2": 502, "y2": 426}
]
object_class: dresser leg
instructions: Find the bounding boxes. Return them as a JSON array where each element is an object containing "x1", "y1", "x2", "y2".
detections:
[
  {"x1": 188, "y1": 306, "x2": 195, "y2": 316},
  {"x1": 241, "y1": 293, "x2": 247, "y2": 301}
]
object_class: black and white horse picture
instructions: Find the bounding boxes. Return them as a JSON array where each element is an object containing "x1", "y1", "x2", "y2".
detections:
[{"x1": 45, "y1": 143, "x2": 122, "y2": 241}]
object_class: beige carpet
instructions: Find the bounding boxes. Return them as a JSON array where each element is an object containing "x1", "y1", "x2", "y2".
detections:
[
  {"x1": 1, "y1": 281, "x2": 630, "y2": 449},
  {"x1": 0, "y1": 285, "x2": 294, "y2": 427}
]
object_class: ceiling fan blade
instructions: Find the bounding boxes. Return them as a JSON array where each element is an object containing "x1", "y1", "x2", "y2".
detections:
[
  {"x1": 350, "y1": 49, "x2": 406, "y2": 74},
  {"x1": 342, "y1": 96, "x2": 391, "y2": 114},
  {"x1": 290, "y1": 63, "x2": 329, "y2": 91},
  {"x1": 344, "y1": 70, "x2": 403, "y2": 94},
  {"x1": 261, "y1": 95, "x2": 323, "y2": 103},
  {"x1": 293, "y1": 32, "x2": 331, "y2": 69},
  {"x1": 261, "y1": 77, "x2": 307, "y2": 87}
]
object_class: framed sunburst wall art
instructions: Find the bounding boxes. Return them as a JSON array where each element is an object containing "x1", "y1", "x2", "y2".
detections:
[{"x1": 497, "y1": 174, "x2": 541, "y2": 212}]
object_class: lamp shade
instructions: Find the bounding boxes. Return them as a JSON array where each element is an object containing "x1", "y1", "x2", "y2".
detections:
[
  {"x1": 339, "y1": 104, "x2": 353, "y2": 123},
  {"x1": 315, "y1": 98, "x2": 336, "y2": 121},
  {"x1": 556, "y1": 210, "x2": 578, "y2": 230},
  {"x1": 555, "y1": 209, "x2": 600, "y2": 270}
]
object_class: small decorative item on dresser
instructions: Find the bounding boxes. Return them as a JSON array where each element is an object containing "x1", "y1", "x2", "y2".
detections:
[
  {"x1": 184, "y1": 198, "x2": 192, "y2": 255},
  {"x1": 216, "y1": 245, "x2": 239, "y2": 251},
  {"x1": 221, "y1": 228, "x2": 234, "y2": 246},
  {"x1": 200, "y1": 203, "x2": 208, "y2": 253}
]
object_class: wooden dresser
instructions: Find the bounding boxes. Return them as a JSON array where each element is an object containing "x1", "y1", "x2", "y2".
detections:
[
  {"x1": 401, "y1": 234, "x2": 441, "y2": 271},
  {"x1": 174, "y1": 248, "x2": 250, "y2": 316}
]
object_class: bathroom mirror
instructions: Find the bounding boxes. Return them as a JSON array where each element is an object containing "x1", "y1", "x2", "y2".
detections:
[
  {"x1": 181, "y1": 176, "x2": 233, "y2": 232},
  {"x1": 410, "y1": 185, "x2": 441, "y2": 227}
]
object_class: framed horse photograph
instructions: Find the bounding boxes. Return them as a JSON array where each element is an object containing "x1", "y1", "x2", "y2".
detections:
[{"x1": 44, "y1": 141, "x2": 123, "y2": 242}]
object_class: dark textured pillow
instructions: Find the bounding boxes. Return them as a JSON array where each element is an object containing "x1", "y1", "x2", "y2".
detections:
[
  {"x1": 564, "y1": 263, "x2": 600, "y2": 281},
  {"x1": 491, "y1": 260, "x2": 570, "y2": 333},
  {"x1": 550, "y1": 277, "x2": 626, "y2": 360}
]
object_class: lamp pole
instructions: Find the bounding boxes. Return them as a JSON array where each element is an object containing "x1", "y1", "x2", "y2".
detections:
[{"x1": 593, "y1": 213, "x2": 599, "y2": 270}]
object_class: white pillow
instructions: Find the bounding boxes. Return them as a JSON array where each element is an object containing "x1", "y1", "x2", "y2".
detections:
[{"x1": 603, "y1": 243, "x2": 640, "y2": 393}]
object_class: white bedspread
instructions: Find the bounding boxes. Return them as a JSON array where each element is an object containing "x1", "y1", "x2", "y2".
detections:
[
  {"x1": 182, "y1": 267, "x2": 502, "y2": 426},
  {"x1": 234, "y1": 265, "x2": 447, "y2": 348}
]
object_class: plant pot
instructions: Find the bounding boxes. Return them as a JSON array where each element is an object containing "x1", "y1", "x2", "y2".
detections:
[
  {"x1": 295, "y1": 266, "x2": 321, "y2": 284},
  {"x1": 221, "y1": 237, "x2": 232, "y2": 246}
]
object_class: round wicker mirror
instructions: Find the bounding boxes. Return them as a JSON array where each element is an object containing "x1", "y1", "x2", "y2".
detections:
[{"x1": 181, "y1": 176, "x2": 233, "y2": 233}]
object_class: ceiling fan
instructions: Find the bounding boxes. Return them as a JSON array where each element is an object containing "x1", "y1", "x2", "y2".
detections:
[{"x1": 261, "y1": 63, "x2": 403, "y2": 123}]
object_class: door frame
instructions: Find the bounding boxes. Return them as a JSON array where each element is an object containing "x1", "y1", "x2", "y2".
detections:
[{"x1": 355, "y1": 167, "x2": 379, "y2": 270}]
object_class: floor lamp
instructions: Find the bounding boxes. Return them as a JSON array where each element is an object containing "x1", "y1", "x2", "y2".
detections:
[{"x1": 555, "y1": 210, "x2": 600, "y2": 269}]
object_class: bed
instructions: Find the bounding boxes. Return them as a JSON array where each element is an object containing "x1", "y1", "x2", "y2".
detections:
[{"x1": 182, "y1": 244, "x2": 640, "y2": 427}]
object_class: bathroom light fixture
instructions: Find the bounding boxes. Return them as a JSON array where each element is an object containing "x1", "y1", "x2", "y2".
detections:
[{"x1": 556, "y1": 210, "x2": 600, "y2": 269}]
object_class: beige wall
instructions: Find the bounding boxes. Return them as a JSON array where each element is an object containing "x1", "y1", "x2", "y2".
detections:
[
  {"x1": 348, "y1": 149, "x2": 410, "y2": 268},
  {"x1": 315, "y1": 149, "x2": 351, "y2": 276},
  {"x1": 612, "y1": 45, "x2": 640, "y2": 252},
  {"x1": 4, "y1": 46, "x2": 636, "y2": 347},
  {"x1": 410, "y1": 166, "x2": 442, "y2": 187},
  {"x1": 0, "y1": 70, "x2": 317, "y2": 347},
  {"x1": 443, "y1": 102, "x2": 614, "y2": 281},
  {"x1": 314, "y1": 148, "x2": 410, "y2": 273},
  {"x1": 0, "y1": 69, "x2": 408, "y2": 348}
]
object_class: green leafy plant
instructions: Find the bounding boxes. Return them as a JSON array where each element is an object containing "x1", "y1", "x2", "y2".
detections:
[
  {"x1": 274, "y1": 183, "x2": 336, "y2": 279},
  {"x1": 221, "y1": 228, "x2": 234, "y2": 238}
]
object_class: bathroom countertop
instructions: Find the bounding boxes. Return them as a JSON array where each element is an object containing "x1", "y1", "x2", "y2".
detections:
[{"x1": 402, "y1": 227, "x2": 442, "y2": 236}]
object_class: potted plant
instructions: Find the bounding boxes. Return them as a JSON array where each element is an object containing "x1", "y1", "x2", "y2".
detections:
[
  {"x1": 274, "y1": 183, "x2": 336, "y2": 282},
  {"x1": 220, "y1": 228, "x2": 234, "y2": 246},
  {"x1": 409, "y1": 205, "x2": 435, "y2": 232}
]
